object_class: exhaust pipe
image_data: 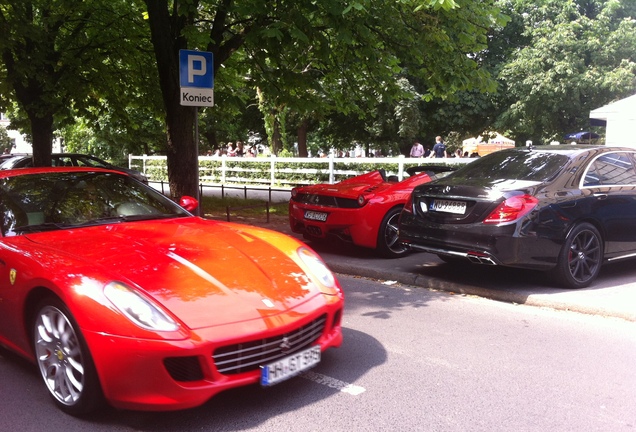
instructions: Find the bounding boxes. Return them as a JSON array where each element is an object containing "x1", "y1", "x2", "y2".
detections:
[{"x1": 466, "y1": 254, "x2": 496, "y2": 265}]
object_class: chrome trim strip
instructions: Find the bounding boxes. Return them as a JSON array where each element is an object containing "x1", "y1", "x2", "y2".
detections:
[{"x1": 607, "y1": 252, "x2": 636, "y2": 262}]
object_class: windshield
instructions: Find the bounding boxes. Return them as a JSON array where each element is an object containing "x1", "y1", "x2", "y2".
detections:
[
  {"x1": 0, "y1": 171, "x2": 190, "y2": 236},
  {"x1": 448, "y1": 149, "x2": 570, "y2": 183}
]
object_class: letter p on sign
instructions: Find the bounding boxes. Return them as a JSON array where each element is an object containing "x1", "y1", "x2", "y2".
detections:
[{"x1": 188, "y1": 55, "x2": 206, "y2": 83}]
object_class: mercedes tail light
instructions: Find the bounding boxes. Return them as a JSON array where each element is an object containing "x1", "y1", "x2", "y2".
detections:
[{"x1": 483, "y1": 194, "x2": 538, "y2": 224}]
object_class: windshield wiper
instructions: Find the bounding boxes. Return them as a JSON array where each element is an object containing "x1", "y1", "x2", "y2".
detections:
[
  {"x1": 77, "y1": 213, "x2": 183, "y2": 226},
  {"x1": 13, "y1": 222, "x2": 71, "y2": 233},
  {"x1": 14, "y1": 213, "x2": 187, "y2": 233}
]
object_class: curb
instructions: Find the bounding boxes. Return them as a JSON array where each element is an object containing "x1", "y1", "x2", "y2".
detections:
[{"x1": 327, "y1": 262, "x2": 636, "y2": 322}]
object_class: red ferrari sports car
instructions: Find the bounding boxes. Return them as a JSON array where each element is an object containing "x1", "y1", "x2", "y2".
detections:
[
  {"x1": 0, "y1": 167, "x2": 343, "y2": 415},
  {"x1": 289, "y1": 165, "x2": 456, "y2": 257}
]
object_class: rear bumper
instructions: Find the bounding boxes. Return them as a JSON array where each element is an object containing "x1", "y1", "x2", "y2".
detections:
[
  {"x1": 398, "y1": 212, "x2": 562, "y2": 270},
  {"x1": 289, "y1": 202, "x2": 379, "y2": 249}
]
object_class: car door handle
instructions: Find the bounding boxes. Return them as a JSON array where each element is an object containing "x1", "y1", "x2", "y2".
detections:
[{"x1": 593, "y1": 193, "x2": 608, "y2": 200}]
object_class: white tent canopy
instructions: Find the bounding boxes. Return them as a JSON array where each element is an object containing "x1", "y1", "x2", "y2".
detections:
[
  {"x1": 462, "y1": 133, "x2": 515, "y2": 146},
  {"x1": 589, "y1": 94, "x2": 636, "y2": 147},
  {"x1": 462, "y1": 132, "x2": 515, "y2": 156}
]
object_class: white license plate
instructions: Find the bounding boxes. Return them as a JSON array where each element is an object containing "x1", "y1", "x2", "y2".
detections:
[
  {"x1": 261, "y1": 345, "x2": 321, "y2": 386},
  {"x1": 304, "y1": 210, "x2": 328, "y2": 222},
  {"x1": 429, "y1": 199, "x2": 466, "y2": 214}
]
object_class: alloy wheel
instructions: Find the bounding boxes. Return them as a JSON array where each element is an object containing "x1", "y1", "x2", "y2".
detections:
[
  {"x1": 567, "y1": 228, "x2": 602, "y2": 284},
  {"x1": 34, "y1": 305, "x2": 86, "y2": 407}
]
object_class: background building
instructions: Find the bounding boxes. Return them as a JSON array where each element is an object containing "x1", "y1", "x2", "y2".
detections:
[{"x1": 589, "y1": 94, "x2": 636, "y2": 147}]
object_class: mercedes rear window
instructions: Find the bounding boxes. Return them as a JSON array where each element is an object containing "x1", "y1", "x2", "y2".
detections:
[{"x1": 450, "y1": 150, "x2": 569, "y2": 183}]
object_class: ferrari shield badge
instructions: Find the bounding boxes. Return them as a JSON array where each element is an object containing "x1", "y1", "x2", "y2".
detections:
[{"x1": 9, "y1": 269, "x2": 16, "y2": 285}]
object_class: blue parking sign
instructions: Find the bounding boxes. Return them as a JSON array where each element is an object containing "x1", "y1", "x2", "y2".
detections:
[
  {"x1": 179, "y1": 50, "x2": 213, "y2": 87},
  {"x1": 179, "y1": 50, "x2": 214, "y2": 106}
]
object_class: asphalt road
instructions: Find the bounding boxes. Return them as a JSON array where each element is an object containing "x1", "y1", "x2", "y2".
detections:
[{"x1": 1, "y1": 275, "x2": 634, "y2": 431}]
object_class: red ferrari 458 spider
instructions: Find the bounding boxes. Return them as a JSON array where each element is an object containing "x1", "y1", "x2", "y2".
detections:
[
  {"x1": 289, "y1": 165, "x2": 456, "y2": 257},
  {"x1": 0, "y1": 167, "x2": 343, "y2": 415}
]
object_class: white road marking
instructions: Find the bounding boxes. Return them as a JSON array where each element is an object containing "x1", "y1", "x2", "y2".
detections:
[{"x1": 301, "y1": 371, "x2": 366, "y2": 395}]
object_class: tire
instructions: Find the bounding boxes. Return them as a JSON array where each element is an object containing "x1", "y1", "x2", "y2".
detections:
[
  {"x1": 551, "y1": 222, "x2": 603, "y2": 289},
  {"x1": 377, "y1": 206, "x2": 410, "y2": 258},
  {"x1": 32, "y1": 297, "x2": 104, "y2": 416}
]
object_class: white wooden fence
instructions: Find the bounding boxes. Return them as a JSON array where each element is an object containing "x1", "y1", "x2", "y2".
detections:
[{"x1": 129, "y1": 154, "x2": 472, "y2": 189}]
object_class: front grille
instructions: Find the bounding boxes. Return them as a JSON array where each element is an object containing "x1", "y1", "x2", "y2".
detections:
[
  {"x1": 213, "y1": 315, "x2": 327, "y2": 375},
  {"x1": 293, "y1": 193, "x2": 360, "y2": 208},
  {"x1": 164, "y1": 356, "x2": 204, "y2": 382}
]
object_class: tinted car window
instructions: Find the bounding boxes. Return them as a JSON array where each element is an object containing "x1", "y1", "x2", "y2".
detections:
[
  {"x1": 53, "y1": 157, "x2": 73, "y2": 167},
  {"x1": 0, "y1": 156, "x2": 29, "y2": 169},
  {"x1": 583, "y1": 152, "x2": 636, "y2": 187},
  {"x1": 448, "y1": 149, "x2": 569, "y2": 183},
  {"x1": 72, "y1": 155, "x2": 110, "y2": 168}
]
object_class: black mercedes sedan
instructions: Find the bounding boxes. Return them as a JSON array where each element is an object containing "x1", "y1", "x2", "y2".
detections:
[{"x1": 398, "y1": 145, "x2": 636, "y2": 288}]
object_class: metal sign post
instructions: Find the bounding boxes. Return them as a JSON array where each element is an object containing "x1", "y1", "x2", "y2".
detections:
[{"x1": 178, "y1": 50, "x2": 214, "y2": 215}]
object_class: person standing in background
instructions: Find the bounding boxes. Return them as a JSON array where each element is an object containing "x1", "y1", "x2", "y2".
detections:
[
  {"x1": 410, "y1": 141, "x2": 424, "y2": 158},
  {"x1": 430, "y1": 136, "x2": 448, "y2": 158}
]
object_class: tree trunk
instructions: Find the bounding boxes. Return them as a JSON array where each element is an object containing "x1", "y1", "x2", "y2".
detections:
[
  {"x1": 2, "y1": 27, "x2": 55, "y2": 167},
  {"x1": 271, "y1": 117, "x2": 282, "y2": 155},
  {"x1": 297, "y1": 118, "x2": 309, "y2": 157},
  {"x1": 164, "y1": 106, "x2": 197, "y2": 200},
  {"x1": 144, "y1": 0, "x2": 199, "y2": 200},
  {"x1": 29, "y1": 113, "x2": 54, "y2": 166}
]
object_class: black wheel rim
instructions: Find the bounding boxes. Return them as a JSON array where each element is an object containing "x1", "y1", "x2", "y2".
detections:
[
  {"x1": 385, "y1": 212, "x2": 408, "y2": 255},
  {"x1": 567, "y1": 229, "x2": 601, "y2": 284}
]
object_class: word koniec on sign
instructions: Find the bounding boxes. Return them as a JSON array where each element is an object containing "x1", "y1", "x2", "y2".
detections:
[{"x1": 181, "y1": 89, "x2": 214, "y2": 106}]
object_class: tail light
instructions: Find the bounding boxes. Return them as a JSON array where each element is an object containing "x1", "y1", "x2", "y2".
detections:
[
  {"x1": 403, "y1": 192, "x2": 414, "y2": 214},
  {"x1": 483, "y1": 194, "x2": 538, "y2": 224}
]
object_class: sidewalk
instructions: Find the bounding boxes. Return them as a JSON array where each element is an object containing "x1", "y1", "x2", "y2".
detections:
[{"x1": 246, "y1": 216, "x2": 636, "y2": 322}]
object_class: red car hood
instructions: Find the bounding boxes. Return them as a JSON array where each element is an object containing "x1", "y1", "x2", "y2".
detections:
[{"x1": 26, "y1": 218, "x2": 320, "y2": 329}]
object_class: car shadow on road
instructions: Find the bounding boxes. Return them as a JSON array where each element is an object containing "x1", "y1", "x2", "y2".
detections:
[
  {"x1": 303, "y1": 236, "x2": 636, "y2": 321},
  {"x1": 81, "y1": 328, "x2": 386, "y2": 431},
  {"x1": 413, "y1": 255, "x2": 636, "y2": 293}
]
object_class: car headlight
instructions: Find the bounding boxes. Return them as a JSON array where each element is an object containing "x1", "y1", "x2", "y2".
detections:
[
  {"x1": 297, "y1": 246, "x2": 339, "y2": 294},
  {"x1": 104, "y1": 281, "x2": 179, "y2": 331}
]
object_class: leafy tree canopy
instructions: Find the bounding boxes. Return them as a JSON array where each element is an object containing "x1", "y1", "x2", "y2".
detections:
[
  {"x1": 0, "y1": 0, "x2": 161, "y2": 164},
  {"x1": 495, "y1": 0, "x2": 636, "y2": 143}
]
